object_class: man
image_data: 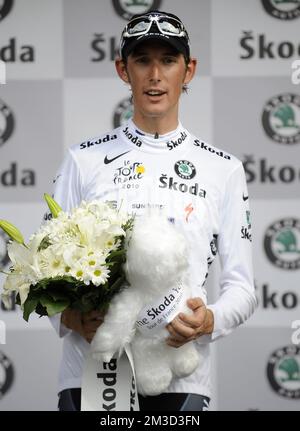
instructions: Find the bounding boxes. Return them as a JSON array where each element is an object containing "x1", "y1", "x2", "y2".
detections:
[{"x1": 51, "y1": 10, "x2": 257, "y2": 411}]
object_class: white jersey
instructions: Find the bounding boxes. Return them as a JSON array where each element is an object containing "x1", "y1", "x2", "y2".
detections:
[{"x1": 50, "y1": 119, "x2": 257, "y2": 397}]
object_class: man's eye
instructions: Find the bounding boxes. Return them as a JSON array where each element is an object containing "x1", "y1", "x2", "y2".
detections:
[
  {"x1": 135, "y1": 57, "x2": 149, "y2": 63},
  {"x1": 163, "y1": 57, "x2": 176, "y2": 64}
]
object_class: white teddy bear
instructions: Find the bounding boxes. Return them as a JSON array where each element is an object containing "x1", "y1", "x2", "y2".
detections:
[{"x1": 91, "y1": 213, "x2": 200, "y2": 396}]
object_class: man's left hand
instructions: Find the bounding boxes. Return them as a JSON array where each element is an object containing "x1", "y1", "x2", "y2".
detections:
[{"x1": 166, "y1": 297, "x2": 214, "y2": 348}]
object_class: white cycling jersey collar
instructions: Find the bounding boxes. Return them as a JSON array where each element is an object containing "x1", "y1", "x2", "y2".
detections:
[{"x1": 120, "y1": 119, "x2": 191, "y2": 153}]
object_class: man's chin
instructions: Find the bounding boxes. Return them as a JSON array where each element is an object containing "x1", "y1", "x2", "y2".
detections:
[{"x1": 142, "y1": 109, "x2": 168, "y2": 119}]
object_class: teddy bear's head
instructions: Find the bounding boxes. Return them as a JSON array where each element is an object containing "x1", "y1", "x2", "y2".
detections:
[{"x1": 124, "y1": 214, "x2": 189, "y2": 296}]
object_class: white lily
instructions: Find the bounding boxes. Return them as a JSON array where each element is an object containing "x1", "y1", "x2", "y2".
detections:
[
  {"x1": 2, "y1": 273, "x2": 31, "y2": 306},
  {"x1": 7, "y1": 241, "x2": 32, "y2": 271}
]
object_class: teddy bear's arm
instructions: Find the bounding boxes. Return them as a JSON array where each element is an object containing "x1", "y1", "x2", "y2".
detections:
[{"x1": 90, "y1": 287, "x2": 143, "y2": 362}]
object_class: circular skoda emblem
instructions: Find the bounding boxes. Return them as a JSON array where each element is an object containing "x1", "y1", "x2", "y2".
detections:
[
  {"x1": 261, "y1": 0, "x2": 300, "y2": 20},
  {"x1": 0, "y1": 231, "x2": 10, "y2": 271},
  {"x1": 0, "y1": 99, "x2": 14, "y2": 147},
  {"x1": 0, "y1": 0, "x2": 14, "y2": 22},
  {"x1": 0, "y1": 351, "x2": 14, "y2": 397},
  {"x1": 174, "y1": 160, "x2": 196, "y2": 180},
  {"x1": 113, "y1": 97, "x2": 133, "y2": 128},
  {"x1": 264, "y1": 218, "x2": 300, "y2": 270},
  {"x1": 112, "y1": 0, "x2": 162, "y2": 20},
  {"x1": 267, "y1": 345, "x2": 300, "y2": 399},
  {"x1": 262, "y1": 94, "x2": 300, "y2": 145}
]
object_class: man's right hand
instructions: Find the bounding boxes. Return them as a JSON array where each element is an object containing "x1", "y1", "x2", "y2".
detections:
[{"x1": 61, "y1": 309, "x2": 105, "y2": 343}]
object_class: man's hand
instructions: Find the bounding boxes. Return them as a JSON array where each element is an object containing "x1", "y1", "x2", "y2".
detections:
[
  {"x1": 61, "y1": 309, "x2": 105, "y2": 343},
  {"x1": 166, "y1": 297, "x2": 214, "y2": 348}
]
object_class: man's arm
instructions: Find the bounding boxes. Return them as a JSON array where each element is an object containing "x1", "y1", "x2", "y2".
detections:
[{"x1": 167, "y1": 162, "x2": 257, "y2": 346}]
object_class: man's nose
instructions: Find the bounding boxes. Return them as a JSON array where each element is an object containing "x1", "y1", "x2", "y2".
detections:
[{"x1": 149, "y1": 62, "x2": 161, "y2": 82}]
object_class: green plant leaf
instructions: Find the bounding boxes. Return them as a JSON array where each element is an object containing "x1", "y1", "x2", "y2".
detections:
[
  {"x1": 23, "y1": 297, "x2": 39, "y2": 322},
  {"x1": 40, "y1": 294, "x2": 69, "y2": 316},
  {"x1": 37, "y1": 235, "x2": 52, "y2": 252}
]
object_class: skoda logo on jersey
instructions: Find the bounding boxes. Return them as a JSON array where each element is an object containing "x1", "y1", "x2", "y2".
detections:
[
  {"x1": 0, "y1": 351, "x2": 14, "y2": 397},
  {"x1": 113, "y1": 97, "x2": 133, "y2": 128},
  {"x1": 0, "y1": 0, "x2": 14, "y2": 22},
  {"x1": 264, "y1": 218, "x2": 300, "y2": 270},
  {"x1": 261, "y1": 0, "x2": 300, "y2": 20},
  {"x1": 112, "y1": 0, "x2": 162, "y2": 21},
  {"x1": 0, "y1": 230, "x2": 10, "y2": 270},
  {"x1": 0, "y1": 98, "x2": 14, "y2": 147},
  {"x1": 174, "y1": 160, "x2": 196, "y2": 180},
  {"x1": 262, "y1": 94, "x2": 300, "y2": 145},
  {"x1": 266, "y1": 345, "x2": 300, "y2": 399}
]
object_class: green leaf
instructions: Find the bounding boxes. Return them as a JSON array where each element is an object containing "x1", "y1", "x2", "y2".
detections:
[
  {"x1": 47, "y1": 291, "x2": 69, "y2": 302},
  {"x1": 37, "y1": 235, "x2": 52, "y2": 251},
  {"x1": 32, "y1": 276, "x2": 80, "y2": 292},
  {"x1": 23, "y1": 297, "x2": 39, "y2": 322},
  {"x1": 109, "y1": 275, "x2": 126, "y2": 293},
  {"x1": 107, "y1": 249, "x2": 126, "y2": 260},
  {"x1": 35, "y1": 302, "x2": 48, "y2": 317},
  {"x1": 40, "y1": 294, "x2": 70, "y2": 317}
]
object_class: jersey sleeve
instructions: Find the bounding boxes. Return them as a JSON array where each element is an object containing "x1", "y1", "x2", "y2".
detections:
[
  {"x1": 48, "y1": 148, "x2": 83, "y2": 338},
  {"x1": 52, "y1": 148, "x2": 83, "y2": 211},
  {"x1": 198, "y1": 162, "x2": 257, "y2": 343}
]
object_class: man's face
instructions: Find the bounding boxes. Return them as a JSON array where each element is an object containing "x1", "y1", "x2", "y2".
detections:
[{"x1": 124, "y1": 40, "x2": 189, "y2": 121}]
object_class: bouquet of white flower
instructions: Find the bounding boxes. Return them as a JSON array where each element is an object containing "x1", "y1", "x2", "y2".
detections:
[{"x1": 0, "y1": 194, "x2": 133, "y2": 321}]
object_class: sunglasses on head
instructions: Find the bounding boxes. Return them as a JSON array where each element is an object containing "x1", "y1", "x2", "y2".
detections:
[{"x1": 122, "y1": 14, "x2": 189, "y2": 41}]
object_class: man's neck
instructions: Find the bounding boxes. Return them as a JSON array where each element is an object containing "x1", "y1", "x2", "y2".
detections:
[{"x1": 132, "y1": 114, "x2": 179, "y2": 136}]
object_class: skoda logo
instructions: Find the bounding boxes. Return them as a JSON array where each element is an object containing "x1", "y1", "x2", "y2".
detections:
[
  {"x1": 0, "y1": 230, "x2": 10, "y2": 270},
  {"x1": 262, "y1": 94, "x2": 300, "y2": 145},
  {"x1": 0, "y1": 0, "x2": 14, "y2": 22},
  {"x1": 266, "y1": 345, "x2": 300, "y2": 399},
  {"x1": 0, "y1": 351, "x2": 14, "y2": 397},
  {"x1": 264, "y1": 218, "x2": 300, "y2": 270},
  {"x1": 0, "y1": 99, "x2": 14, "y2": 147},
  {"x1": 112, "y1": 0, "x2": 162, "y2": 21},
  {"x1": 174, "y1": 160, "x2": 196, "y2": 180},
  {"x1": 261, "y1": 0, "x2": 300, "y2": 20},
  {"x1": 113, "y1": 97, "x2": 133, "y2": 128}
]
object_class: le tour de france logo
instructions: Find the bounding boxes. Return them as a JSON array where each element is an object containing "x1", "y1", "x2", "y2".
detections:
[
  {"x1": 112, "y1": 0, "x2": 162, "y2": 20},
  {"x1": 113, "y1": 97, "x2": 133, "y2": 128},
  {"x1": 261, "y1": 0, "x2": 300, "y2": 20},
  {"x1": 0, "y1": 0, "x2": 14, "y2": 22},
  {"x1": 266, "y1": 345, "x2": 300, "y2": 399},
  {"x1": 0, "y1": 351, "x2": 14, "y2": 398},
  {"x1": 0, "y1": 98, "x2": 14, "y2": 147},
  {"x1": 262, "y1": 94, "x2": 300, "y2": 145},
  {"x1": 264, "y1": 218, "x2": 300, "y2": 270}
]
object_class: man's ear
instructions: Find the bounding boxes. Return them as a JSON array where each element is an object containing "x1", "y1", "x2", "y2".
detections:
[
  {"x1": 115, "y1": 58, "x2": 130, "y2": 83},
  {"x1": 183, "y1": 58, "x2": 197, "y2": 85}
]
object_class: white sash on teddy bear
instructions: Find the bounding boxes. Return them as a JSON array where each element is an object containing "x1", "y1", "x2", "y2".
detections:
[{"x1": 136, "y1": 281, "x2": 188, "y2": 336}]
